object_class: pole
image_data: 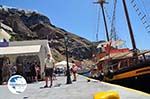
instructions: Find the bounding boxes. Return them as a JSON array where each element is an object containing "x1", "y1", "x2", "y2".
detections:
[
  {"x1": 100, "y1": 2, "x2": 110, "y2": 41},
  {"x1": 122, "y1": 0, "x2": 137, "y2": 51},
  {"x1": 94, "y1": 0, "x2": 109, "y2": 41},
  {"x1": 64, "y1": 34, "x2": 72, "y2": 84}
]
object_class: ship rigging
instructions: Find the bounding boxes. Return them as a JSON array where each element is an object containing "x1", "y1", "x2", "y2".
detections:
[{"x1": 93, "y1": 0, "x2": 150, "y2": 93}]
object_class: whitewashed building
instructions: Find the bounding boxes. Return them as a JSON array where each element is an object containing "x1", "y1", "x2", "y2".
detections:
[{"x1": 0, "y1": 40, "x2": 52, "y2": 78}]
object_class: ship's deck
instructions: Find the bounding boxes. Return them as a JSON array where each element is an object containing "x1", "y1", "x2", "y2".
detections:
[{"x1": 0, "y1": 75, "x2": 149, "y2": 99}]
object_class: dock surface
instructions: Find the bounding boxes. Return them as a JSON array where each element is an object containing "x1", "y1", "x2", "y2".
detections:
[{"x1": 0, "y1": 75, "x2": 149, "y2": 99}]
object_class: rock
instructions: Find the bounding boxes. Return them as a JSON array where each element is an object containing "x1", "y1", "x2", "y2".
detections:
[{"x1": 0, "y1": 6, "x2": 97, "y2": 61}]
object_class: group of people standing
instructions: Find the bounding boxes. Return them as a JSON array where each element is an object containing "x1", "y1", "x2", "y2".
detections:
[
  {"x1": 0, "y1": 57, "x2": 17, "y2": 84},
  {"x1": 0, "y1": 56, "x2": 41, "y2": 84},
  {"x1": 43, "y1": 54, "x2": 79, "y2": 88},
  {"x1": 0, "y1": 53, "x2": 79, "y2": 87},
  {"x1": 23, "y1": 61, "x2": 40, "y2": 83}
]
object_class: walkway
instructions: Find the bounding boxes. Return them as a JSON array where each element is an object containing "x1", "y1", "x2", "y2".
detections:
[{"x1": 0, "y1": 75, "x2": 149, "y2": 99}]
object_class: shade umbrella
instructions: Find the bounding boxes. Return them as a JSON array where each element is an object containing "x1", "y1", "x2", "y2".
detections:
[{"x1": 55, "y1": 61, "x2": 73, "y2": 69}]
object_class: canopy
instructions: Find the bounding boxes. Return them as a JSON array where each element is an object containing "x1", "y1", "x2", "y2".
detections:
[
  {"x1": 111, "y1": 40, "x2": 124, "y2": 47},
  {"x1": 0, "y1": 45, "x2": 41, "y2": 55},
  {"x1": 55, "y1": 61, "x2": 73, "y2": 69},
  {"x1": 97, "y1": 40, "x2": 124, "y2": 48},
  {"x1": 98, "y1": 51, "x2": 133, "y2": 62},
  {"x1": 0, "y1": 29, "x2": 11, "y2": 41}
]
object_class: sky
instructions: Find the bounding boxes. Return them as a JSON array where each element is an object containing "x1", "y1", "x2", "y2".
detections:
[{"x1": 0, "y1": 0, "x2": 150, "y2": 50}]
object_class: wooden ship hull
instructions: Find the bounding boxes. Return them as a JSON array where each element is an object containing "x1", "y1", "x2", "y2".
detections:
[
  {"x1": 95, "y1": 49, "x2": 150, "y2": 93},
  {"x1": 106, "y1": 61, "x2": 150, "y2": 93}
]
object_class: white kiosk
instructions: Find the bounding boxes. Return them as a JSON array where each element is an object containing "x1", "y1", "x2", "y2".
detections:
[{"x1": 0, "y1": 40, "x2": 52, "y2": 79}]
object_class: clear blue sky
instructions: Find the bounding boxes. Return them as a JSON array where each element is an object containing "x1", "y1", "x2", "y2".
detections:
[{"x1": 0, "y1": 0, "x2": 150, "y2": 50}]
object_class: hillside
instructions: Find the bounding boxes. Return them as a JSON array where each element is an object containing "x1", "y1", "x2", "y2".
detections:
[{"x1": 0, "y1": 6, "x2": 97, "y2": 62}]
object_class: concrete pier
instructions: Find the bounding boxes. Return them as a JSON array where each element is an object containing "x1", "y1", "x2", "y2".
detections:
[{"x1": 0, "y1": 75, "x2": 149, "y2": 99}]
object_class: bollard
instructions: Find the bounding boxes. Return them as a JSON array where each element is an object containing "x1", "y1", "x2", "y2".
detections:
[
  {"x1": 87, "y1": 78, "x2": 91, "y2": 82},
  {"x1": 94, "y1": 90, "x2": 120, "y2": 99}
]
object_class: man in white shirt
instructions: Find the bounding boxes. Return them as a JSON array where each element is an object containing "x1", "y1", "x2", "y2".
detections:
[{"x1": 44, "y1": 54, "x2": 55, "y2": 88}]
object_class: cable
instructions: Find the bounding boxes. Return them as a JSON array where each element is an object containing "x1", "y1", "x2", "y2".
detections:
[
  {"x1": 141, "y1": 0, "x2": 150, "y2": 22},
  {"x1": 139, "y1": 0, "x2": 150, "y2": 33},
  {"x1": 110, "y1": 0, "x2": 118, "y2": 41},
  {"x1": 130, "y1": 0, "x2": 150, "y2": 33},
  {"x1": 103, "y1": 6, "x2": 111, "y2": 24},
  {"x1": 96, "y1": 6, "x2": 101, "y2": 41}
]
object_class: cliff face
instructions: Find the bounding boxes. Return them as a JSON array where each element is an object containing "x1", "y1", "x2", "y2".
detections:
[{"x1": 0, "y1": 6, "x2": 96, "y2": 61}]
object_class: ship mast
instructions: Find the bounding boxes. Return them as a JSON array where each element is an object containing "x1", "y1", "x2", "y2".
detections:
[
  {"x1": 122, "y1": 0, "x2": 137, "y2": 53},
  {"x1": 94, "y1": 0, "x2": 110, "y2": 41}
]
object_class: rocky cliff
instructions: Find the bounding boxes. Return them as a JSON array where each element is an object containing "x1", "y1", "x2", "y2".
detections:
[{"x1": 0, "y1": 6, "x2": 97, "y2": 62}]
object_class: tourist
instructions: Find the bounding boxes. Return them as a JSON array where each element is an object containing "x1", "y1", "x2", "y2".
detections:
[
  {"x1": 71, "y1": 61, "x2": 78, "y2": 81},
  {"x1": 24, "y1": 62, "x2": 31, "y2": 83},
  {"x1": 44, "y1": 54, "x2": 55, "y2": 88},
  {"x1": 53, "y1": 70, "x2": 57, "y2": 80},
  {"x1": 30, "y1": 62, "x2": 36, "y2": 82},
  {"x1": 34, "y1": 62, "x2": 40, "y2": 82},
  {"x1": 2, "y1": 58, "x2": 10, "y2": 84},
  {"x1": 10, "y1": 63, "x2": 17, "y2": 76}
]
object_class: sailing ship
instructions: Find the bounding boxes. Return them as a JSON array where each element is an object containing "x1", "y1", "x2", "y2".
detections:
[{"x1": 94, "y1": 0, "x2": 150, "y2": 93}]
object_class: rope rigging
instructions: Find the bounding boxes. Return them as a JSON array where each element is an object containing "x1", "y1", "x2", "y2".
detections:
[
  {"x1": 139, "y1": 0, "x2": 150, "y2": 33},
  {"x1": 130, "y1": 0, "x2": 150, "y2": 33},
  {"x1": 110, "y1": 0, "x2": 118, "y2": 41},
  {"x1": 102, "y1": 0, "x2": 120, "y2": 42},
  {"x1": 140, "y1": 0, "x2": 150, "y2": 22},
  {"x1": 94, "y1": 0, "x2": 110, "y2": 41},
  {"x1": 104, "y1": 0, "x2": 122, "y2": 47},
  {"x1": 96, "y1": 6, "x2": 101, "y2": 41},
  {"x1": 95, "y1": 0, "x2": 122, "y2": 47},
  {"x1": 103, "y1": 6, "x2": 111, "y2": 25}
]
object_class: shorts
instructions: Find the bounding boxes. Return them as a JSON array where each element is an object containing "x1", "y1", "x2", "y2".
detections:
[
  {"x1": 30, "y1": 71, "x2": 36, "y2": 77},
  {"x1": 25, "y1": 72, "x2": 31, "y2": 77},
  {"x1": 45, "y1": 68, "x2": 53, "y2": 77}
]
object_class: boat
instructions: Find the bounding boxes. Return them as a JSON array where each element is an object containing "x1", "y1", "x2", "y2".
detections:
[{"x1": 94, "y1": 0, "x2": 150, "y2": 93}]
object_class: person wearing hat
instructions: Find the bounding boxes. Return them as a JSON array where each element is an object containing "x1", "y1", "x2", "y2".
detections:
[{"x1": 44, "y1": 54, "x2": 55, "y2": 88}]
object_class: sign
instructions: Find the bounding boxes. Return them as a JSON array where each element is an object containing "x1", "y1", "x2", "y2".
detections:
[{"x1": 7, "y1": 75, "x2": 27, "y2": 94}]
